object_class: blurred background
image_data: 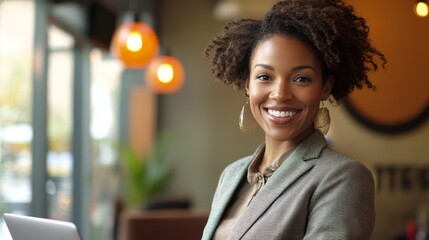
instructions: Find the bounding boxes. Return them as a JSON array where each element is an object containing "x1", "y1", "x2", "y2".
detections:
[{"x1": 0, "y1": 0, "x2": 428, "y2": 239}]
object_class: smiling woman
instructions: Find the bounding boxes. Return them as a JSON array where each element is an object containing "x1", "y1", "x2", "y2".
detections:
[
  {"x1": 247, "y1": 36, "x2": 332, "y2": 157},
  {"x1": 202, "y1": 0, "x2": 386, "y2": 239}
]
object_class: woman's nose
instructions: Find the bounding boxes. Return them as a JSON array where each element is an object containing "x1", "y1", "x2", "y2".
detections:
[{"x1": 270, "y1": 80, "x2": 292, "y2": 101}]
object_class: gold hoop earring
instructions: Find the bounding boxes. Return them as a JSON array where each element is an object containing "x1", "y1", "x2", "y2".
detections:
[
  {"x1": 314, "y1": 101, "x2": 330, "y2": 135},
  {"x1": 239, "y1": 99, "x2": 257, "y2": 131}
]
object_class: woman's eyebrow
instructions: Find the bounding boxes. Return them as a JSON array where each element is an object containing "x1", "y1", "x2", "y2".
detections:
[
  {"x1": 291, "y1": 65, "x2": 317, "y2": 72},
  {"x1": 254, "y1": 63, "x2": 274, "y2": 70},
  {"x1": 254, "y1": 64, "x2": 317, "y2": 72}
]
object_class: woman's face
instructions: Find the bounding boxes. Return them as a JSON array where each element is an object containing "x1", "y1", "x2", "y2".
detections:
[{"x1": 247, "y1": 35, "x2": 332, "y2": 145}]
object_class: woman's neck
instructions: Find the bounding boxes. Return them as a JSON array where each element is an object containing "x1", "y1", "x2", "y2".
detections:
[
  {"x1": 258, "y1": 141, "x2": 297, "y2": 172},
  {"x1": 259, "y1": 129, "x2": 315, "y2": 172}
]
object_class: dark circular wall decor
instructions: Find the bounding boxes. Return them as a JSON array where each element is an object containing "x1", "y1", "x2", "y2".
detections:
[
  {"x1": 344, "y1": 99, "x2": 429, "y2": 134},
  {"x1": 343, "y1": 60, "x2": 429, "y2": 135},
  {"x1": 338, "y1": 0, "x2": 429, "y2": 135}
]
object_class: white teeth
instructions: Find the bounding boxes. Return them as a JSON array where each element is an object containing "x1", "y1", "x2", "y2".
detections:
[{"x1": 268, "y1": 109, "x2": 296, "y2": 118}]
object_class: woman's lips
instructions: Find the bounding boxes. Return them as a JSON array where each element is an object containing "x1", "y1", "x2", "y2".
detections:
[
  {"x1": 266, "y1": 108, "x2": 301, "y2": 124},
  {"x1": 267, "y1": 109, "x2": 298, "y2": 118}
]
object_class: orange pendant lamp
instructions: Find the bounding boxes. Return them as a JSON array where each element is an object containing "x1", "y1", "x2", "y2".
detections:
[
  {"x1": 111, "y1": 21, "x2": 159, "y2": 69},
  {"x1": 414, "y1": 0, "x2": 429, "y2": 17},
  {"x1": 145, "y1": 56, "x2": 185, "y2": 94}
]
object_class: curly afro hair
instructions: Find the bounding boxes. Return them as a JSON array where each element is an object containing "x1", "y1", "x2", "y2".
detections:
[{"x1": 205, "y1": 0, "x2": 386, "y2": 102}]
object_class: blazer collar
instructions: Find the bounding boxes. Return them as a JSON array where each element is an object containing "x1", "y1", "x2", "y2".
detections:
[
  {"x1": 230, "y1": 130, "x2": 327, "y2": 239},
  {"x1": 203, "y1": 145, "x2": 262, "y2": 239}
]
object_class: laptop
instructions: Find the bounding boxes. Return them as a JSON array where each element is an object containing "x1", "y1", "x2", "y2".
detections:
[{"x1": 4, "y1": 213, "x2": 82, "y2": 240}]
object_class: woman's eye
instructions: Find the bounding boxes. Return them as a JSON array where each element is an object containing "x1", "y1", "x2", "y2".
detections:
[
  {"x1": 294, "y1": 76, "x2": 310, "y2": 83},
  {"x1": 256, "y1": 74, "x2": 271, "y2": 81}
]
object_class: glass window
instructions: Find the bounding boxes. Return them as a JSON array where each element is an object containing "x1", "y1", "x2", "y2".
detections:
[
  {"x1": 0, "y1": 2, "x2": 121, "y2": 239},
  {"x1": 46, "y1": 25, "x2": 74, "y2": 221},
  {"x1": 89, "y1": 48, "x2": 121, "y2": 240},
  {"x1": 0, "y1": 0, "x2": 35, "y2": 239}
]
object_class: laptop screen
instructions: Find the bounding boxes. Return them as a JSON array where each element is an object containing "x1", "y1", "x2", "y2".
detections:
[{"x1": 4, "y1": 213, "x2": 82, "y2": 240}]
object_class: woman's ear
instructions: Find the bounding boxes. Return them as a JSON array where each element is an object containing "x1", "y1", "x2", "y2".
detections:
[
  {"x1": 245, "y1": 79, "x2": 250, "y2": 96},
  {"x1": 322, "y1": 76, "x2": 334, "y2": 100}
]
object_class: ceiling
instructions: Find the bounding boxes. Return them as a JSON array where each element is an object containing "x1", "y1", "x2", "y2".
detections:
[
  {"x1": 49, "y1": 0, "x2": 161, "y2": 50},
  {"x1": 50, "y1": 0, "x2": 156, "y2": 16},
  {"x1": 212, "y1": 0, "x2": 277, "y2": 20},
  {"x1": 50, "y1": 0, "x2": 277, "y2": 20},
  {"x1": 48, "y1": 0, "x2": 276, "y2": 49}
]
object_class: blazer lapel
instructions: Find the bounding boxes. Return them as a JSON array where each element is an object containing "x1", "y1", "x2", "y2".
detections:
[
  {"x1": 207, "y1": 161, "x2": 249, "y2": 232},
  {"x1": 230, "y1": 131, "x2": 327, "y2": 239},
  {"x1": 203, "y1": 146, "x2": 263, "y2": 239}
]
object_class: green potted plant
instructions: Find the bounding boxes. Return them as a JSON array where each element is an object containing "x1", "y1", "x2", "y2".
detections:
[{"x1": 120, "y1": 131, "x2": 172, "y2": 209}]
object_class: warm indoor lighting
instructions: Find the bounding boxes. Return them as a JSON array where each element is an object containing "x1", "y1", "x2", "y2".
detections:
[
  {"x1": 157, "y1": 64, "x2": 174, "y2": 83},
  {"x1": 126, "y1": 32, "x2": 143, "y2": 52},
  {"x1": 111, "y1": 22, "x2": 159, "y2": 69},
  {"x1": 414, "y1": 1, "x2": 429, "y2": 17},
  {"x1": 146, "y1": 56, "x2": 185, "y2": 94}
]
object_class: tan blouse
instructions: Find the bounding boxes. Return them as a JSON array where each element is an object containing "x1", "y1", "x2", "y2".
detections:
[{"x1": 213, "y1": 146, "x2": 296, "y2": 240}]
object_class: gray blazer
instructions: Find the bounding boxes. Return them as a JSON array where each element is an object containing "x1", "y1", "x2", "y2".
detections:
[{"x1": 202, "y1": 131, "x2": 375, "y2": 240}]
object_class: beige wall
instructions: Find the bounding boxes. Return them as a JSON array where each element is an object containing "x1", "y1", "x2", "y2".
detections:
[
  {"x1": 157, "y1": 0, "x2": 264, "y2": 209},
  {"x1": 157, "y1": 0, "x2": 429, "y2": 239}
]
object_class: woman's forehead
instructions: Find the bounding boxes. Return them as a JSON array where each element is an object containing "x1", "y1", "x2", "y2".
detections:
[{"x1": 250, "y1": 35, "x2": 321, "y2": 69}]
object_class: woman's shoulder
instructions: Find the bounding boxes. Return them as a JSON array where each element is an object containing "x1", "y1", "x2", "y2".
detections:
[
  {"x1": 312, "y1": 147, "x2": 374, "y2": 182},
  {"x1": 318, "y1": 147, "x2": 367, "y2": 166}
]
